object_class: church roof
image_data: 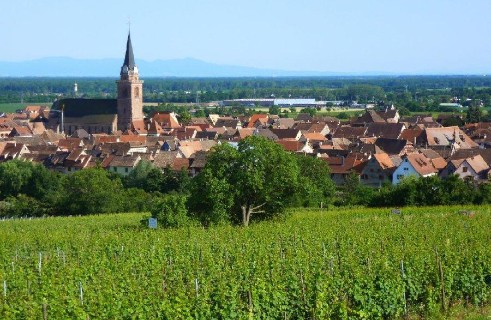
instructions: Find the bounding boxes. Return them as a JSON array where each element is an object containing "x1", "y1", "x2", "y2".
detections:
[
  {"x1": 52, "y1": 98, "x2": 117, "y2": 117},
  {"x1": 123, "y1": 33, "x2": 135, "y2": 70}
]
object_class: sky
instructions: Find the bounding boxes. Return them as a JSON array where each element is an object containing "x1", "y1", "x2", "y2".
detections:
[{"x1": 2, "y1": 0, "x2": 491, "y2": 74}]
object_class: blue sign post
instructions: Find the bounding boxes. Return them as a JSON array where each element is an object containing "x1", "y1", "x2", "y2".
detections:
[{"x1": 148, "y1": 218, "x2": 157, "y2": 229}]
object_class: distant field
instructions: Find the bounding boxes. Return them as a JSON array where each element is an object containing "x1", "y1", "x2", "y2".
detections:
[
  {"x1": 0, "y1": 103, "x2": 29, "y2": 113},
  {"x1": 0, "y1": 206, "x2": 489, "y2": 318}
]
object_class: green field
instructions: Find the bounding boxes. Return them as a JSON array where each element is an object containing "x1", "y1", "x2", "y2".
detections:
[
  {"x1": 0, "y1": 103, "x2": 31, "y2": 113},
  {"x1": 0, "y1": 206, "x2": 490, "y2": 319}
]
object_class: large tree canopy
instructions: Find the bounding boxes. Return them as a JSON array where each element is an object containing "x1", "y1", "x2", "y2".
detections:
[
  {"x1": 62, "y1": 168, "x2": 123, "y2": 215},
  {"x1": 189, "y1": 136, "x2": 333, "y2": 226}
]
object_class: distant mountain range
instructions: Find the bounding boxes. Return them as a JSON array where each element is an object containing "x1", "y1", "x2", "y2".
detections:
[{"x1": 0, "y1": 57, "x2": 396, "y2": 77}]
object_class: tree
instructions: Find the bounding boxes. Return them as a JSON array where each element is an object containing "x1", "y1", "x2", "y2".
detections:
[
  {"x1": 293, "y1": 155, "x2": 335, "y2": 207},
  {"x1": 336, "y1": 112, "x2": 349, "y2": 119},
  {"x1": 151, "y1": 193, "x2": 190, "y2": 228},
  {"x1": 190, "y1": 137, "x2": 300, "y2": 226},
  {"x1": 466, "y1": 105, "x2": 482, "y2": 123},
  {"x1": 62, "y1": 168, "x2": 123, "y2": 215},
  {"x1": 300, "y1": 108, "x2": 316, "y2": 117},
  {"x1": 0, "y1": 160, "x2": 34, "y2": 199},
  {"x1": 397, "y1": 106, "x2": 411, "y2": 116},
  {"x1": 178, "y1": 110, "x2": 192, "y2": 125},
  {"x1": 0, "y1": 160, "x2": 62, "y2": 205},
  {"x1": 188, "y1": 144, "x2": 238, "y2": 226},
  {"x1": 269, "y1": 105, "x2": 280, "y2": 115},
  {"x1": 339, "y1": 172, "x2": 375, "y2": 206},
  {"x1": 442, "y1": 116, "x2": 464, "y2": 127},
  {"x1": 123, "y1": 160, "x2": 163, "y2": 192},
  {"x1": 194, "y1": 109, "x2": 206, "y2": 118}
]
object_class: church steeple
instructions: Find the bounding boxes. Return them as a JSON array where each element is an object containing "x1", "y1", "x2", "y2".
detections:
[
  {"x1": 117, "y1": 31, "x2": 143, "y2": 132},
  {"x1": 122, "y1": 32, "x2": 135, "y2": 71}
]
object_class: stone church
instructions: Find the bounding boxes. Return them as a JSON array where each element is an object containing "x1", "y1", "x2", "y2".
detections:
[{"x1": 51, "y1": 33, "x2": 143, "y2": 135}]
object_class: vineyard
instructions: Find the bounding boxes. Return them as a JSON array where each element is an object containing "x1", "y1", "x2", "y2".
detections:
[{"x1": 0, "y1": 206, "x2": 490, "y2": 319}]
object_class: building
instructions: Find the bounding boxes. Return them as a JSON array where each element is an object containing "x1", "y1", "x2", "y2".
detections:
[
  {"x1": 220, "y1": 98, "x2": 323, "y2": 108},
  {"x1": 392, "y1": 153, "x2": 438, "y2": 185},
  {"x1": 50, "y1": 32, "x2": 143, "y2": 135}
]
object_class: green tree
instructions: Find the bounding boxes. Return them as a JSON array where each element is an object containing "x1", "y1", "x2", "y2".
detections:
[
  {"x1": 397, "y1": 106, "x2": 411, "y2": 116},
  {"x1": 151, "y1": 193, "x2": 190, "y2": 228},
  {"x1": 62, "y1": 168, "x2": 123, "y2": 215},
  {"x1": 0, "y1": 160, "x2": 63, "y2": 209},
  {"x1": 300, "y1": 108, "x2": 317, "y2": 117},
  {"x1": 0, "y1": 160, "x2": 34, "y2": 199},
  {"x1": 178, "y1": 110, "x2": 192, "y2": 125},
  {"x1": 442, "y1": 116, "x2": 464, "y2": 127},
  {"x1": 123, "y1": 160, "x2": 163, "y2": 192},
  {"x1": 340, "y1": 172, "x2": 375, "y2": 206},
  {"x1": 466, "y1": 105, "x2": 482, "y2": 123},
  {"x1": 442, "y1": 175, "x2": 475, "y2": 205},
  {"x1": 190, "y1": 137, "x2": 300, "y2": 226},
  {"x1": 188, "y1": 144, "x2": 238, "y2": 226},
  {"x1": 194, "y1": 109, "x2": 206, "y2": 117},
  {"x1": 336, "y1": 112, "x2": 350, "y2": 119},
  {"x1": 293, "y1": 155, "x2": 335, "y2": 207},
  {"x1": 269, "y1": 105, "x2": 280, "y2": 115}
]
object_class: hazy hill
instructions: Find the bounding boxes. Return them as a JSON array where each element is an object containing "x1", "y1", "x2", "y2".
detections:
[{"x1": 0, "y1": 57, "x2": 389, "y2": 77}]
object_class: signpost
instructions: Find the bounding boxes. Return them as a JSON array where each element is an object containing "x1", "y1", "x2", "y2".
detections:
[{"x1": 148, "y1": 218, "x2": 157, "y2": 229}]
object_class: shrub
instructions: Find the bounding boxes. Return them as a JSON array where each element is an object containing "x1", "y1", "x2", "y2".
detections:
[{"x1": 151, "y1": 193, "x2": 190, "y2": 228}]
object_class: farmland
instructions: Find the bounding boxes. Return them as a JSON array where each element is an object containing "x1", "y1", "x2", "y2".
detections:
[{"x1": 0, "y1": 206, "x2": 490, "y2": 319}]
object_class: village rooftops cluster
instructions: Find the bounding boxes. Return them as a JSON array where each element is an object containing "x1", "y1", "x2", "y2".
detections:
[{"x1": 0, "y1": 105, "x2": 489, "y2": 186}]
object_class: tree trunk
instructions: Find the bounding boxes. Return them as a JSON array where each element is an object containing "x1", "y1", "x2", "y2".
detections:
[
  {"x1": 241, "y1": 205, "x2": 250, "y2": 227},
  {"x1": 241, "y1": 203, "x2": 265, "y2": 227}
]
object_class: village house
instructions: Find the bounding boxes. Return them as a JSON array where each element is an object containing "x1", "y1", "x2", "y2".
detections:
[
  {"x1": 360, "y1": 153, "x2": 396, "y2": 187},
  {"x1": 392, "y1": 153, "x2": 438, "y2": 185},
  {"x1": 107, "y1": 154, "x2": 141, "y2": 176},
  {"x1": 440, "y1": 154, "x2": 489, "y2": 182}
]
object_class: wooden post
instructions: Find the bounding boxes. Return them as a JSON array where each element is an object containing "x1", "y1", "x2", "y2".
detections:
[
  {"x1": 42, "y1": 303, "x2": 48, "y2": 320},
  {"x1": 79, "y1": 282, "x2": 84, "y2": 305},
  {"x1": 401, "y1": 260, "x2": 407, "y2": 316}
]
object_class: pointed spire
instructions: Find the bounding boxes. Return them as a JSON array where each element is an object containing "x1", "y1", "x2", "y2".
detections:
[{"x1": 123, "y1": 32, "x2": 135, "y2": 70}]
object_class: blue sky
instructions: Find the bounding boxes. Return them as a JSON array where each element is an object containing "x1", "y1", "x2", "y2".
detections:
[{"x1": 2, "y1": 0, "x2": 490, "y2": 74}]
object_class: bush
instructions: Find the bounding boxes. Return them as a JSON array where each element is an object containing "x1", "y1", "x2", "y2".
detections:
[
  {"x1": 62, "y1": 168, "x2": 124, "y2": 215},
  {"x1": 151, "y1": 193, "x2": 191, "y2": 228},
  {"x1": 121, "y1": 188, "x2": 152, "y2": 212},
  {"x1": 0, "y1": 195, "x2": 46, "y2": 218}
]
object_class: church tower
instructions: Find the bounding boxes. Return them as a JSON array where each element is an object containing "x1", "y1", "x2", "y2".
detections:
[{"x1": 117, "y1": 32, "x2": 143, "y2": 132}]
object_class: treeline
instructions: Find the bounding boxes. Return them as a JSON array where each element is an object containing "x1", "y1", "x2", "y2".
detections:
[
  {"x1": 2, "y1": 138, "x2": 491, "y2": 223},
  {"x1": 339, "y1": 173, "x2": 491, "y2": 207},
  {"x1": 1, "y1": 77, "x2": 491, "y2": 107},
  {"x1": 0, "y1": 137, "x2": 336, "y2": 226}
]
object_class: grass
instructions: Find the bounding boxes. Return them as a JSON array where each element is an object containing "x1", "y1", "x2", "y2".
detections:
[{"x1": 0, "y1": 103, "x2": 33, "y2": 113}]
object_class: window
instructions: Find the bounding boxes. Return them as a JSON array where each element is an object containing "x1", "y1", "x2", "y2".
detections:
[
  {"x1": 125, "y1": 168, "x2": 129, "y2": 173},
  {"x1": 403, "y1": 167, "x2": 409, "y2": 171},
  {"x1": 113, "y1": 167, "x2": 117, "y2": 172},
  {"x1": 463, "y1": 166, "x2": 468, "y2": 173}
]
